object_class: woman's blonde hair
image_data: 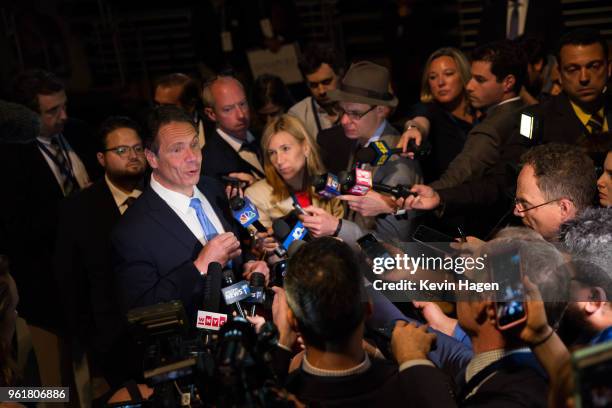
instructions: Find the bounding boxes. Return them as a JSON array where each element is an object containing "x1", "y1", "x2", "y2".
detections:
[
  {"x1": 261, "y1": 114, "x2": 326, "y2": 201},
  {"x1": 420, "y1": 47, "x2": 471, "y2": 104}
]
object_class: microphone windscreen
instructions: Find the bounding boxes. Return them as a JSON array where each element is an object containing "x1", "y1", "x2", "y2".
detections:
[
  {"x1": 0, "y1": 100, "x2": 41, "y2": 144},
  {"x1": 355, "y1": 146, "x2": 376, "y2": 164},
  {"x1": 249, "y1": 272, "x2": 265, "y2": 288},
  {"x1": 229, "y1": 195, "x2": 245, "y2": 211},
  {"x1": 272, "y1": 218, "x2": 291, "y2": 241},
  {"x1": 203, "y1": 262, "x2": 223, "y2": 312}
]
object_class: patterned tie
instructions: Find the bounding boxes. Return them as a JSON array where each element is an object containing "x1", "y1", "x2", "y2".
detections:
[
  {"x1": 587, "y1": 111, "x2": 604, "y2": 136},
  {"x1": 190, "y1": 197, "x2": 219, "y2": 241},
  {"x1": 508, "y1": 0, "x2": 520, "y2": 40},
  {"x1": 50, "y1": 136, "x2": 75, "y2": 196}
]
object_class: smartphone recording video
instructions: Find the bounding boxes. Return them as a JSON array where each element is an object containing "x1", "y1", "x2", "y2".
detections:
[{"x1": 490, "y1": 248, "x2": 527, "y2": 330}]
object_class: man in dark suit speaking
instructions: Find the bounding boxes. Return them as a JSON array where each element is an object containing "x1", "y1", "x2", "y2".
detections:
[{"x1": 111, "y1": 106, "x2": 267, "y2": 318}]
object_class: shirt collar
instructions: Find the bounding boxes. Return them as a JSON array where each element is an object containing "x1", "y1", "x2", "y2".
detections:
[
  {"x1": 363, "y1": 120, "x2": 387, "y2": 147},
  {"x1": 105, "y1": 174, "x2": 142, "y2": 209},
  {"x1": 465, "y1": 347, "x2": 530, "y2": 383},
  {"x1": 569, "y1": 101, "x2": 605, "y2": 127},
  {"x1": 302, "y1": 352, "x2": 371, "y2": 377},
  {"x1": 150, "y1": 173, "x2": 196, "y2": 215},
  {"x1": 217, "y1": 128, "x2": 255, "y2": 152}
]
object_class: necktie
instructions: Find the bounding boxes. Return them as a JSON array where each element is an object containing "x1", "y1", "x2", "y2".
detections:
[
  {"x1": 50, "y1": 136, "x2": 75, "y2": 196},
  {"x1": 238, "y1": 140, "x2": 265, "y2": 175},
  {"x1": 124, "y1": 197, "x2": 137, "y2": 208},
  {"x1": 190, "y1": 197, "x2": 219, "y2": 241},
  {"x1": 587, "y1": 112, "x2": 604, "y2": 136},
  {"x1": 508, "y1": 0, "x2": 519, "y2": 40}
]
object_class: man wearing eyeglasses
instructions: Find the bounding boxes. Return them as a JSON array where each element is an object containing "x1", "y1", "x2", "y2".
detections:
[
  {"x1": 298, "y1": 61, "x2": 422, "y2": 244},
  {"x1": 513, "y1": 143, "x2": 596, "y2": 241},
  {"x1": 54, "y1": 116, "x2": 147, "y2": 388}
]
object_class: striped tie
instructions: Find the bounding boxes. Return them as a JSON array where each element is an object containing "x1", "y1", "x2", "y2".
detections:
[
  {"x1": 587, "y1": 112, "x2": 604, "y2": 136},
  {"x1": 50, "y1": 136, "x2": 75, "y2": 196}
]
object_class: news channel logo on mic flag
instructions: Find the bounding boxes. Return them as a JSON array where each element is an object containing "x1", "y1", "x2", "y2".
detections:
[
  {"x1": 371, "y1": 141, "x2": 390, "y2": 166},
  {"x1": 221, "y1": 281, "x2": 252, "y2": 305},
  {"x1": 282, "y1": 221, "x2": 308, "y2": 249},
  {"x1": 232, "y1": 197, "x2": 260, "y2": 227}
]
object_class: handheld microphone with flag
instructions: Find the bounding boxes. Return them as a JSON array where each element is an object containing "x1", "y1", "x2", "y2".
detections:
[
  {"x1": 248, "y1": 272, "x2": 266, "y2": 316},
  {"x1": 355, "y1": 140, "x2": 423, "y2": 166},
  {"x1": 221, "y1": 270, "x2": 250, "y2": 319},
  {"x1": 229, "y1": 196, "x2": 268, "y2": 233},
  {"x1": 312, "y1": 173, "x2": 342, "y2": 199},
  {"x1": 196, "y1": 262, "x2": 229, "y2": 331},
  {"x1": 338, "y1": 168, "x2": 373, "y2": 196},
  {"x1": 272, "y1": 219, "x2": 309, "y2": 252}
]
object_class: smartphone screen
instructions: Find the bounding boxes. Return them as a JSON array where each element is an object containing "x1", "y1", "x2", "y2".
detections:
[
  {"x1": 412, "y1": 225, "x2": 456, "y2": 255},
  {"x1": 520, "y1": 113, "x2": 534, "y2": 140},
  {"x1": 357, "y1": 233, "x2": 393, "y2": 262},
  {"x1": 490, "y1": 249, "x2": 526, "y2": 329}
]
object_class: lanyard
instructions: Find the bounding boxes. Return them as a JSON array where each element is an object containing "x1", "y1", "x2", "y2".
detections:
[{"x1": 37, "y1": 136, "x2": 77, "y2": 184}]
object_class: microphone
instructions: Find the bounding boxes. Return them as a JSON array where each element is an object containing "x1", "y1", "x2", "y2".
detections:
[
  {"x1": 221, "y1": 270, "x2": 250, "y2": 319},
  {"x1": 372, "y1": 182, "x2": 417, "y2": 199},
  {"x1": 202, "y1": 262, "x2": 223, "y2": 312},
  {"x1": 0, "y1": 100, "x2": 41, "y2": 144},
  {"x1": 196, "y1": 262, "x2": 229, "y2": 330},
  {"x1": 230, "y1": 196, "x2": 268, "y2": 233},
  {"x1": 338, "y1": 168, "x2": 373, "y2": 196},
  {"x1": 355, "y1": 140, "x2": 421, "y2": 166},
  {"x1": 312, "y1": 173, "x2": 342, "y2": 199},
  {"x1": 273, "y1": 219, "x2": 309, "y2": 251},
  {"x1": 248, "y1": 272, "x2": 266, "y2": 316}
]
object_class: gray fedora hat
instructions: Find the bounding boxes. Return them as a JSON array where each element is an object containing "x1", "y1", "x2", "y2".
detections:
[{"x1": 328, "y1": 61, "x2": 398, "y2": 107}]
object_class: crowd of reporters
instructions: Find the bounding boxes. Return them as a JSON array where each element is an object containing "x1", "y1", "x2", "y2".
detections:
[{"x1": 0, "y1": 22, "x2": 611, "y2": 408}]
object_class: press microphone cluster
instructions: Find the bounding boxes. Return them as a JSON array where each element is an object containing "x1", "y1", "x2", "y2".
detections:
[{"x1": 313, "y1": 169, "x2": 417, "y2": 199}]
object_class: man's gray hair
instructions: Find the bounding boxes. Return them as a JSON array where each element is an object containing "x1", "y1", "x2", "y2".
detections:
[{"x1": 561, "y1": 207, "x2": 612, "y2": 283}]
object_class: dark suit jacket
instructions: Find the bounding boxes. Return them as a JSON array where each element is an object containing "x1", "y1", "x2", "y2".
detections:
[
  {"x1": 201, "y1": 129, "x2": 264, "y2": 181},
  {"x1": 111, "y1": 176, "x2": 244, "y2": 319},
  {"x1": 522, "y1": 91, "x2": 612, "y2": 149},
  {"x1": 402, "y1": 357, "x2": 548, "y2": 407},
  {"x1": 0, "y1": 121, "x2": 98, "y2": 329},
  {"x1": 54, "y1": 179, "x2": 122, "y2": 352},
  {"x1": 477, "y1": 0, "x2": 563, "y2": 51}
]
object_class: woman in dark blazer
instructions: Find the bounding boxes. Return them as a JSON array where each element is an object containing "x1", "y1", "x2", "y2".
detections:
[{"x1": 398, "y1": 47, "x2": 476, "y2": 183}]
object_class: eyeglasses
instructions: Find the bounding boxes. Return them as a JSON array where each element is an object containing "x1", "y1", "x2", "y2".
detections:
[
  {"x1": 339, "y1": 105, "x2": 376, "y2": 121},
  {"x1": 514, "y1": 197, "x2": 563, "y2": 213},
  {"x1": 104, "y1": 144, "x2": 145, "y2": 156}
]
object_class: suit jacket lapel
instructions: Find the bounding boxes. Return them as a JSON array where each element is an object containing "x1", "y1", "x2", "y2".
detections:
[
  {"x1": 199, "y1": 180, "x2": 234, "y2": 233},
  {"x1": 143, "y1": 189, "x2": 202, "y2": 251}
]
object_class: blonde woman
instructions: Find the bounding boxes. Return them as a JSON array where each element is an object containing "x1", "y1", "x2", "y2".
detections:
[
  {"x1": 397, "y1": 47, "x2": 476, "y2": 182},
  {"x1": 245, "y1": 114, "x2": 343, "y2": 229}
]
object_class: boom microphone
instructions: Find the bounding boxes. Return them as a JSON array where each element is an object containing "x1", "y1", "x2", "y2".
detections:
[{"x1": 0, "y1": 100, "x2": 41, "y2": 144}]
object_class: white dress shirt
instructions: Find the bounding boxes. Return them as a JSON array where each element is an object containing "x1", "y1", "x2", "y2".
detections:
[{"x1": 150, "y1": 174, "x2": 225, "y2": 245}]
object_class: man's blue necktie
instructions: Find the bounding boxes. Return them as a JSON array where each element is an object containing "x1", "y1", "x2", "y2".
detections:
[{"x1": 190, "y1": 197, "x2": 219, "y2": 241}]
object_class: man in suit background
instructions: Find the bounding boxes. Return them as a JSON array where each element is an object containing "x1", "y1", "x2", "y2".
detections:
[
  {"x1": 55, "y1": 116, "x2": 146, "y2": 390},
  {"x1": 477, "y1": 0, "x2": 563, "y2": 52},
  {"x1": 0, "y1": 69, "x2": 98, "y2": 386},
  {"x1": 519, "y1": 28, "x2": 611, "y2": 164},
  {"x1": 112, "y1": 106, "x2": 267, "y2": 320},
  {"x1": 299, "y1": 61, "x2": 423, "y2": 244},
  {"x1": 201, "y1": 75, "x2": 265, "y2": 185}
]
